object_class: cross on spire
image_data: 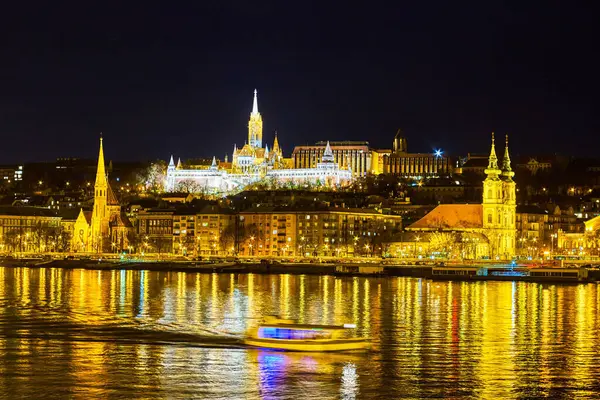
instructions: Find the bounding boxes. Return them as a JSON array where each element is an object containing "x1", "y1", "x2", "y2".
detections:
[
  {"x1": 252, "y1": 88, "x2": 259, "y2": 115},
  {"x1": 95, "y1": 134, "x2": 107, "y2": 188},
  {"x1": 484, "y1": 132, "x2": 501, "y2": 178},
  {"x1": 502, "y1": 134, "x2": 515, "y2": 179}
]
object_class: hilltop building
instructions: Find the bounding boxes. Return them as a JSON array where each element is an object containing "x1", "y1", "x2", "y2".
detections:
[
  {"x1": 165, "y1": 90, "x2": 353, "y2": 193},
  {"x1": 292, "y1": 141, "x2": 372, "y2": 177},
  {"x1": 383, "y1": 129, "x2": 453, "y2": 178}
]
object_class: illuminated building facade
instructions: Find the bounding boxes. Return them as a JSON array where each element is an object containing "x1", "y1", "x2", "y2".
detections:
[
  {"x1": 370, "y1": 148, "x2": 392, "y2": 175},
  {"x1": 165, "y1": 90, "x2": 353, "y2": 193},
  {"x1": 383, "y1": 129, "x2": 452, "y2": 178},
  {"x1": 237, "y1": 207, "x2": 402, "y2": 257},
  {"x1": 0, "y1": 206, "x2": 62, "y2": 253},
  {"x1": 73, "y1": 137, "x2": 132, "y2": 253},
  {"x1": 406, "y1": 133, "x2": 516, "y2": 259},
  {"x1": 292, "y1": 141, "x2": 371, "y2": 177},
  {"x1": 266, "y1": 142, "x2": 352, "y2": 186},
  {"x1": 171, "y1": 205, "x2": 236, "y2": 256}
]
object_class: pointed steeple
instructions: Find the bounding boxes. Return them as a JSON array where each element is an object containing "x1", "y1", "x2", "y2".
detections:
[
  {"x1": 485, "y1": 132, "x2": 500, "y2": 176},
  {"x1": 210, "y1": 156, "x2": 218, "y2": 170},
  {"x1": 252, "y1": 89, "x2": 259, "y2": 115},
  {"x1": 322, "y1": 141, "x2": 334, "y2": 163},
  {"x1": 176, "y1": 157, "x2": 182, "y2": 169},
  {"x1": 502, "y1": 134, "x2": 515, "y2": 179},
  {"x1": 273, "y1": 131, "x2": 280, "y2": 153},
  {"x1": 95, "y1": 134, "x2": 107, "y2": 187},
  {"x1": 169, "y1": 155, "x2": 175, "y2": 167},
  {"x1": 248, "y1": 89, "x2": 263, "y2": 148},
  {"x1": 265, "y1": 144, "x2": 269, "y2": 158}
]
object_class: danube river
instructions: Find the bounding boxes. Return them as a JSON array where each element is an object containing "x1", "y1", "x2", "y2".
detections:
[{"x1": 1, "y1": 267, "x2": 600, "y2": 399}]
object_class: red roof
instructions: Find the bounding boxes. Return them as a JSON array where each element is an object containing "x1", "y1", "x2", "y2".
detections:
[
  {"x1": 407, "y1": 204, "x2": 483, "y2": 230},
  {"x1": 107, "y1": 184, "x2": 119, "y2": 206},
  {"x1": 110, "y1": 212, "x2": 133, "y2": 228}
]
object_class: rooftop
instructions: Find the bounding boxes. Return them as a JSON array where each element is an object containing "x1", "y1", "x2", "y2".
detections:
[
  {"x1": 0, "y1": 206, "x2": 59, "y2": 218},
  {"x1": 407, "y1": 204, "x2": 483, "y2": 230}
]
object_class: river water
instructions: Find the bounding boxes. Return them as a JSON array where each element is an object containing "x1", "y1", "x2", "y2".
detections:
[{"x1": 0, "y1": 267, "x2": 599, "y2": 399}]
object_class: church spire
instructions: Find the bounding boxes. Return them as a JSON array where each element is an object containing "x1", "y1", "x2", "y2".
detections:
[
  {"x1": 273, "y1": 131, "x2": 280, "y2": 153},
  {"x1": 322, "y1": 141, "x2": 334, "y2": 163},
  {"x1": 169, "y1": 155, "x2": 175, "y2": 167},
  {"x1": 95, "y1": 134, "x2": 107, "y2": 188},
  {"x1": 248, "y1": 89, "x2": 263, "y2": 148},
  {"x1": 210, "y1": 156, "x2": 218, "y2": 170},
  {"x1": 485, "y1": 132, "x2": 500, "y2": 175},
  {"x1": 502, "y1": 134, "x2": 515, "y2": 179},
  {"x1": 252, "y1": 89, "x2": 259, "y2": 115}
]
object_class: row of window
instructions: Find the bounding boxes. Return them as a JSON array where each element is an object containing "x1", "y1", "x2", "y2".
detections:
[{"x1": 0, "y1": 218, "x2": 58, "y2": 226}]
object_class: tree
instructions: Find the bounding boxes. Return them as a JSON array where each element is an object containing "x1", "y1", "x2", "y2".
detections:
[
  {"x1": 126, "y1": 231, "x2": 141, "y2": 253},
  {"x1": 2, "y1": 230, "x2": 20, "y2": 253},
  {"x1": 238, "y1": 223, "x2": 259, "y2": 255},
  {"x1": 429, "y1": 232, "x2": 458, "y2": 258},
  {"x1": 219, "y1": 224, "x2": 236, "y2": 255},
  {"x1": 151, "y1": 237, "x2": 172, "y2": 256},
  {"x1": 176, "y1": 179, "x2": 203, "y2": 194},
  {"x1": 138, "y1": 160, "x2": 167, "y2": 193}
]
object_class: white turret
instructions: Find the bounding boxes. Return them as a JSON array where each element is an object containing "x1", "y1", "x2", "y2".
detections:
[
  {"x1": 252, "y1": 88, "x2": 259, "y2": 115},
  {"x1": 322, "y1": 141, "x2": 334, "y2": 163}
]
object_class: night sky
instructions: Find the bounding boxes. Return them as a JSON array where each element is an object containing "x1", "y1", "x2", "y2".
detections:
[{"x1": 1, "y1": 1, "x2": 598, "y2": 163}]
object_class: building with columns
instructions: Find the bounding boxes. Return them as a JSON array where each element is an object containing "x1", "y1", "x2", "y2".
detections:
[
  {"x1": 267, "y1": 141, "x2": 352, "y2": 186},
  {"x1": 383, "y1": 129, "x2": 453, "y2": 178},
  {"x1": 406, "y1": 133, "x2": 516, "y2": 259},
  {"x1": 292, "y1": 141, "x2": 372, "y2": 177}
]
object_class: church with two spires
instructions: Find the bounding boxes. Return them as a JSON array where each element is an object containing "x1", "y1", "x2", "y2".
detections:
[{"x1": 407, "y1": 133, "x2": 517, "y2": 259}]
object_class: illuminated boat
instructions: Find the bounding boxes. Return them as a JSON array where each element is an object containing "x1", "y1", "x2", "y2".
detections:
[{"x1": 243, "y1": 316, "x2": 371, "y2": 352}]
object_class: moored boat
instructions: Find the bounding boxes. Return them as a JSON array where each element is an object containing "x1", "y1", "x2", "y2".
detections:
[{"x1": 243, "y1": 316, "x2": 371, "y2": 352}]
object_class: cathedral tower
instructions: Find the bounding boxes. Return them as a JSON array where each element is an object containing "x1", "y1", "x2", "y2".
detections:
[
  {"x1": 482, "y1": 132, "x2": 517, "y2": 259},
  {"x1": 482, "y1": 133, "x2": 503, "y2": 257},
  {"x1": 500, "y1": 134, "x2": 517, "y2": 257},
  {"x1": 91, "y1": 136, "x2": 110, "y2": 252},
  {"x1": 248, "y1": 89, "x2": 263, "y2": 148}
]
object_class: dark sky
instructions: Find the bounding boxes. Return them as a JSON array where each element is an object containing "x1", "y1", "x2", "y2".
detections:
[{"x1": 1, "y1": 1, "x2": 598, "y2": 163}]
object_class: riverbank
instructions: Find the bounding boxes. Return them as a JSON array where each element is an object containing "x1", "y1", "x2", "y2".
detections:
[{"x1": 2, "y1": 258, "x2": 600, "y2": 283}]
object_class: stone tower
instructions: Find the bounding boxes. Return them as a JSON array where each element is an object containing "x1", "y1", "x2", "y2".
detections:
[
  {"x1": 482, "y1": 132, "x2": 516, "y2": 259},
  {"x1": 500, "y1": 134, "x2": 517, "y2": 257},
  {"x1": 248, "y1": 89, "x2": 263, "y2": 148},
  {"x1": 393, "y1": 129, "x2": 408, "y2": 153}
]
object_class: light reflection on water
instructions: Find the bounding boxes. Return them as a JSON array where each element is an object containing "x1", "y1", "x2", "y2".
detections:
[{"x1": 0, "y1": 267, "x2": 600, "y2": 398}]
